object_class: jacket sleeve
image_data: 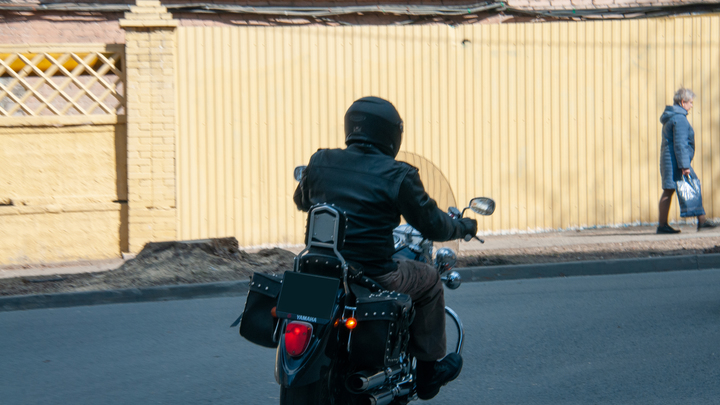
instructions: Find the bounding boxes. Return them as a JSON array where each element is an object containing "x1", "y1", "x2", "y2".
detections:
[
  {"x1": 396, "y1": 168, "x2": 464, "y2": 242},
  {"x1": 673, "y1": 116, "x2": 692, "y2": 169}
]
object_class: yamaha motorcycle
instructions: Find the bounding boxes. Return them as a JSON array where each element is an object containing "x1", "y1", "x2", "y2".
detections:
[{"x1": 238, "y1": 159, "x2": 495, "y2": 405}]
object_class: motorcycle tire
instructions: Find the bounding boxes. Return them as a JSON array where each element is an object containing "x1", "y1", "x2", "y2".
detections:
[{"x1": 279, "y1": 380, "x2": 331, "y2": 405}]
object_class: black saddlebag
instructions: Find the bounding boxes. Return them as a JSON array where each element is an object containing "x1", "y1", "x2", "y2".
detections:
[
  {"x1": 239, "y1": 272, "x2": 283, "y2": 348},
  {"x1": 350, "y1": 291, "x2": 413, "y2": 369}
]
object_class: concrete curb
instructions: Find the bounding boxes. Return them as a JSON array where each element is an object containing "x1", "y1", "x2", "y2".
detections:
[
  {"x1": 3, "y1": 253, "x2": 720, "y2": 312},
  {"x1": 456, "y1": 253, "x2": 720, "y2": 282},
  {"x1": 0, "y1": 280, "x2": 249, "y2": 312}
]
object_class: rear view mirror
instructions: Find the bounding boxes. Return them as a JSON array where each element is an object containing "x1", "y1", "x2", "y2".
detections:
[
  {"x1": 294, "y1": 166, "x2": 307, "y2": 182},
  {"x1": 469, "y1": 197, "x2": 495, "y2": 216}
]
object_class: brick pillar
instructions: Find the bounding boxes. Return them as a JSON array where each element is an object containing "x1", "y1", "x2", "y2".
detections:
[{"x1": 120, "y1": 1, "x2": 179, "y2": 253}]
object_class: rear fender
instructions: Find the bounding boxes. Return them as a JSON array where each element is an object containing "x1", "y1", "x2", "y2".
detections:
[{"x1": 275, "y1": 292, "x2": 345, "y2": 388}]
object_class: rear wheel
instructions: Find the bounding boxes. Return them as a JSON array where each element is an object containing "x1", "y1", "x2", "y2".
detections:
[
  {"x1": 279, "y1": 356, "x2": 349, "y2": 405},
  {"x1": 279, "y1": 379, "x2": 331, "y2": 405}
]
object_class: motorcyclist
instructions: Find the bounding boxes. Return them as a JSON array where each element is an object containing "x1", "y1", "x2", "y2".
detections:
[{"x1": 293, "y1": 96, "x2": 477, "y2": 400}]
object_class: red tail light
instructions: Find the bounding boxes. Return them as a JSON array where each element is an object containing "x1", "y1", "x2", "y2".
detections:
[{"x1": 284, "y1": 321, "x2": 313, "y2": 357}]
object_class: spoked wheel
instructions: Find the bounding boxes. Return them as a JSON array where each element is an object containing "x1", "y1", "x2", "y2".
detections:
[{"x1": 445, "y1": 306, "x2": 464, "y2": 356}]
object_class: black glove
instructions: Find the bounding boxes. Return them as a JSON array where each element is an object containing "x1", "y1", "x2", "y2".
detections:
[{"x1": 457, "y1": 218, "x2": 477, "y2": 241}]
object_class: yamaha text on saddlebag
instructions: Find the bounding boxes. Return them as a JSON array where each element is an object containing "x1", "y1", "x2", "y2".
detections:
[{"x1": 238, "y1": 174, "x2": 495, "y2": 405}]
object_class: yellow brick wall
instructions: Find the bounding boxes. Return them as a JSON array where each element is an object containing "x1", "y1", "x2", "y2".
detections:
[
  {"x1": 0, "y1": 124, "x2": 127, "y2": 264},
  {"x1": 121, "y1": 1, "x2": 179, "y2": 253}
]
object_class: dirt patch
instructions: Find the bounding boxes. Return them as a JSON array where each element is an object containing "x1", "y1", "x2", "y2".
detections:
[
  {"x1": 0, "y1": 238, "x2": 295, "y2": 297},
  {"x1": 2, "y1": 236, "x2": 720, "y2": 297}
]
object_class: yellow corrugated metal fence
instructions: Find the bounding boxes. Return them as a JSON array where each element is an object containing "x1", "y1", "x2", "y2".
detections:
[{"x1": 176, "y1": 16, "x2": 720, "y2": 247}]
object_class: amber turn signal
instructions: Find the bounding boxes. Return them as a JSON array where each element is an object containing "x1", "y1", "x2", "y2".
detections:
[
  {"x1": 345, "y1": 317, "x2": 357, "y2": 330},
  {"x1": 271, "y1": 306, "x2": 277, "y2": 318}
]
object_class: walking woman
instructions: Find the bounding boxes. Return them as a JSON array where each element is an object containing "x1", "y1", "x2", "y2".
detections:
[{"x1": 657, "y1": 87, "x2": 715, "y2": 233}]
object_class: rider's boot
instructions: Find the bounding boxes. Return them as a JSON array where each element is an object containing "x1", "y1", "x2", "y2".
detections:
[{"x1": 415, "y1": 353, "x2": 463, "y2": 400}]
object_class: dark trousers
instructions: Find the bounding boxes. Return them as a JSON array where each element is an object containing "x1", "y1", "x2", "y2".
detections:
[{"x1": 373, "y1": 259, "x2": 446, "y2": 362}]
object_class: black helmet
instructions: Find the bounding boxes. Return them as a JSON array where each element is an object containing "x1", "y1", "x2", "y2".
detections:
[{"x1": 344, "y1": 96, "x2": 403, "y2": 157}]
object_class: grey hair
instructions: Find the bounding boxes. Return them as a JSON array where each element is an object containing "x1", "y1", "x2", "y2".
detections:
[{"x1": 673, "y1": 87, "x2": 696, "y2": 105}]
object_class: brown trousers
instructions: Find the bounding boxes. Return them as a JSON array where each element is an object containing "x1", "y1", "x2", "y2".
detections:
[{"x1": 373, "y1": 259, "x2": 446, "y2": 362}]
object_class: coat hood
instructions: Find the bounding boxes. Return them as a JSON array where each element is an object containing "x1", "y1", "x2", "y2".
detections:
[{"x1": 660, "y1": 104, "x2": 687, "y2": 124}]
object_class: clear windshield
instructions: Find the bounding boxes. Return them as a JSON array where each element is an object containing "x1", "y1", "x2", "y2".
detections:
[{"x1": 396, "y1": 151, "x2": 460, "y2": 253}]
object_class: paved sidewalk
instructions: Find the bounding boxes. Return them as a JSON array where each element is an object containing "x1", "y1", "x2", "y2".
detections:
[
  {"x1": 0, "y1": 258, "x2": 126, "y2": 280},
  {"x1": 2, "y1": 223, "x2": 720, "y2": 311},
  {"x1": 461, "y1": 223, "x2": 720, "y2": 253}
]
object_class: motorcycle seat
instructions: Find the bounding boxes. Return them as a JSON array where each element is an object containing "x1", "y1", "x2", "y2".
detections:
[{"x1": 296, "y1": 248, "x2": 344, "y2": 278}]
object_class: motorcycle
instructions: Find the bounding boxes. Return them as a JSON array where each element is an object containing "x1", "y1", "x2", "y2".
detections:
[{"x1": 238, "y1": 163, "x2": 495, "y2": 405}]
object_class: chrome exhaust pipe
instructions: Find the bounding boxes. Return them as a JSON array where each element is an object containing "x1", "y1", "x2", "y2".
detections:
[
  {"x1": 359, "y1": 380, "x2": 413, "y2": 405},
  {"x1": 346, "y1": 366, "x2": 402, "y2": 393},
  {"x1": 347, "y1": 370, "x2": 386, "y2": 393},
  {"x1": 394, "y1": 380, "x2": 413, "y2": 398},
  {"x1": 359, "y1": 387, "x2": 394, "y2": 405}
]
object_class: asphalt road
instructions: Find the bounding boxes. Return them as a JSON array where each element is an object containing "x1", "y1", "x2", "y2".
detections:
[{"x1": 2, "y1": 269, "x2": 720, "y2": 405}]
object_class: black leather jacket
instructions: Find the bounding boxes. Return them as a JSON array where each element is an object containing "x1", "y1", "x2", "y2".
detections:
[{"x1": 294, "y1": 143, "x2": 467, "y2": 276}]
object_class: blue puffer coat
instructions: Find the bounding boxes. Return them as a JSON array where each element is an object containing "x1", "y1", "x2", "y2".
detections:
[{"x1": 660, "y1": 104, "x2": 695, "y2": 190}]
